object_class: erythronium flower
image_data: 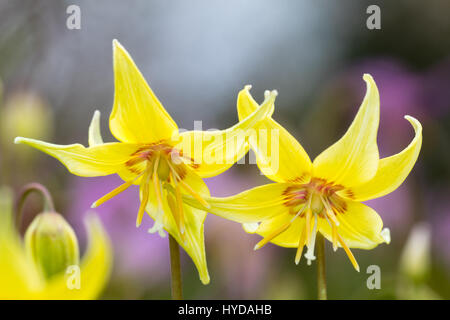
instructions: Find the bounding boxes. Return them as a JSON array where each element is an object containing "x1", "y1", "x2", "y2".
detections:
[
  {"x1": 0, "y1": 186, "x2": 111, "y2": 299},
  {"x1": 15, "y1": 40, "x2": 277, "y2": 284},
  {"x1": 183, "y1": 74, "x2": 422, "y2": 271}
]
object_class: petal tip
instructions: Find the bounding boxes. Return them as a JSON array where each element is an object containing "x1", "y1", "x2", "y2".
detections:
[
  {"x1": 363, "y1": 73, "x2": 374, "y2": 82},
  {"x1": 200, "y1": 275, "x2": 211, "y2": 285},
  {"x1": 14, "y1": 137, "x2": 23, "y2": 144},
  {"x1": 381, "y1": 228, "x2": 391, "y2": 244},
  {"x1": 112, "y1": 39, "x2": 120, "y2": 48},
  {"x1": 244, "y1": 84, "x2": 252, "y2": 91}
]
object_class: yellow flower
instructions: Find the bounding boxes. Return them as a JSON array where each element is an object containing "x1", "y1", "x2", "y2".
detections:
[
  {"x1": 15, "y1": 40, "x2": 277, "y2": 284},
  {"x1": 0, "y1": 187, "x2": 111, "y2": 299},
  {"x1": 183, "y1": 74, "x2": 422, "y2": 271}
]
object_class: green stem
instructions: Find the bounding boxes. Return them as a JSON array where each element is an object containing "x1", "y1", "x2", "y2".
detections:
[
  {"x1": 169, "y1": 234, "x2": 183, "y2": 300},
  {"x1": 316, "y1": 233, "x2": 327, "y2": 300},
  {"x1": 15, "y1": 182, "x2": 55, "y2": 229}
]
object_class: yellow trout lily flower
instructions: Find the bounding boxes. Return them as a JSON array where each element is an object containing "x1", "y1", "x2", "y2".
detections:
[
  {"x1": 183, "y1": 74, "x2": 422, "y2": 271},
  {"x1": 15, "y1": 40, "x2": 277, "y2": 284},
  {"x1": 0, "y1": 187, "x2": 112, "y2": 299}
]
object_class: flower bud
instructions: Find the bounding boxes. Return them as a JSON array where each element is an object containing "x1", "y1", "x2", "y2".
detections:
[
  {"x1": 399, "y1": 223, "x2": 431, "y2": 283},
  {"x1": 25, "y1": 212, "x2": 79, "y2": 280},
  {"x1": 1, "y1": 91, "x2": 53, "y2": 149}
]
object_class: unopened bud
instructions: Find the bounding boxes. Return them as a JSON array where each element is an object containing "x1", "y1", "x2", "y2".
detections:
[
  {"x1": 25, "y1": 212, "x2": 79, "y2": 279},
  {"x1": 399, "y1": 223, "x2": 431, "y2": 282}
]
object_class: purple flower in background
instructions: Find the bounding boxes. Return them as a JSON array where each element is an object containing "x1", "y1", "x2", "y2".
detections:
[
  {"x1": 204, "y1": 170, "x2": 277, "y2": 298},
  {"x1": 421, "y1": 58, "x2": 450, "y2": 117},
  {"x1": 67, "y1": 175, "x2": 169, "y2": 285}
]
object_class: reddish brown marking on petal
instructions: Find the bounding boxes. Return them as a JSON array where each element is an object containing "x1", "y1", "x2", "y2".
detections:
[
  {"x1": 188, "y1": 163, "x2": 200, "y2": 170},
  {"x1": 282, "y1": 185, "x2": 308, "y2": 208},
  {"x1": 125, "y1": 157, "x2": 146, "y2": 167},
  {"x1": 287, "y1": 173, "x2": 308, "y2": 184},
  {"x1": 343, "y1": 189, "x2": 355, "y2": 200},
  {"x1": 329, "y1": 196, "x2": 347, "y2": 214},
  {"x1": 128, "y1": 167, "x2": 143, "y2": 175}
]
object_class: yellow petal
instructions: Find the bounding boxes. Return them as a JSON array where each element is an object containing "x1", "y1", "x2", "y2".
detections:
[
  {"x1": 145, "y1": 168, "x2": 210, "y2": 284},
  {"x1": 109, "y1": 40, "x2": 178, "y2": 143},
  {"x1": 88, "y1": 110, "x2": 104, "y2": 147},
  {"x1": 342, "y1": 116, "x2": 422, "y2": 201},
  {"x1": 176, "y1": 88, "x2": 277, "y2": 178},
  {"x1": 318, "y1": 200, "x2": 386, "y2": 249},
  {"x1": 313, "y1": 74, "x2": 380, "y2": 187},
  {"x1": 254, "y1": 212, "x2": 306, "y2": 248},
  {"x1": 0, "y1": 187, "x2": 44, "y2": 299},
  {"x1": 183, "y1": 183, "x2": 289, "y2": 223},
  {"x1": 15, "y1": 137, "x2": 138, "y2": 177},
  {"x1": 237, "y1": 86, "x2": 312, "y2": 183},
  {"x1": 44, "y1": 213, "x2": 113, "y2": 299}
]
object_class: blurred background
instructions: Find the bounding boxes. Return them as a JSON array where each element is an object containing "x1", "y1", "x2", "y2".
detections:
[{"x1": 0, "y1": 0, "x2": 449, "y2": 299}]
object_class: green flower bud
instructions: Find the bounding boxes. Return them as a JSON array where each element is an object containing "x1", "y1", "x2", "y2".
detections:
[
  {"x1": 1, "y1": 91, "x2": 53, "y2": 149},
  {"x1": 25, "y1": 212, "x2": 79, "y2": 280}
]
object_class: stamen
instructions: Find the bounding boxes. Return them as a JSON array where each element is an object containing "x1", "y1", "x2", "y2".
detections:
[
  {"x1": 178, "y1": 177, "x2": 211, "y2": 209},
  {"x1": 304, "y1": 214, "x2": 318, "y2": 265},
  {"x1": 91, "y1": 173, "x2": 142, "y2": 208},
  {"x1": 166, "y1": 159, "x2": 211, "y2": 209},
  {"x1": 321, "y1": 196, "x2": 340, "y2": 227},
  {"x1": 151, "y1": 155, "x2": 166, "y2": 237},
  {"x1": 136, "y1": 163, "x2": 152, "y2": 227},
  {"x1": 173, "y1": 176, "x2": 186, "y2": 235},
  {"x1": 295, "y1": 222, "x2": 307, "y2": 265},
  {"x1": 332, "y1": 223, "x2": 338, "y2": 252},
  {"x1": 254, "y1": 205, "x2": 306, "y2": 251},
  {"x1": 153, "y1": 156, "x2": 164, "y2": 212},
  {"x1": 166, "y1": 190, "x2": 186, "y2": 243},
  {"x1": 337, "y1": 233, "x2": 360, "y2": 272},
  {"x1": 254, "y1": 220, "x2": 291, "y2": 250}
]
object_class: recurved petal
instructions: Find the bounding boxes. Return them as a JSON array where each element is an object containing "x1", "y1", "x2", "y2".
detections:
[
  {"x1": 176, "y1": 88, "x2": 277, "y2": 178},
  {"x1": 15, "y1": 137, "x2": 139, "y2": 177},
  {"x1": 182, "y1": 183, "x2": 290, "y2": 224},
  {"x1": 341, "y1": 116, "x2": 422, "y2": 202},
  {"x1": 313, "y1": 74, "x2": 380, "y2": 188},
  {"x1": 44, "y1": 214, "x2": 113, "y2": 299},
  {"x1": 88, "y1": 110, "x2": 104, "y2": 147},
  {"x1": 237, "y1": 87, "x2": 312, "y2": 183},
  {"x1": 109, "y1": 40, "x2": 178, "y2": 143},
  {"x1": 318, "y1": 200, "x2": 387, "y2": 249}
]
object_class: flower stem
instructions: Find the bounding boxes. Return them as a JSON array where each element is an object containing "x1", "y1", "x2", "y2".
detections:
[
  {"x1": 168, "y1": 234, "x2": 183, "y2": 300},
  {"x1": 316, "y1": 232, "x2": 327, "y2": 300},
  {"x1": 15, "y1": 182, "x2": 55, "y2": 229}
]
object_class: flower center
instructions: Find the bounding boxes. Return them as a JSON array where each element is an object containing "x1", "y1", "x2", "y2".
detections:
[
  {"x1": 256, "y1": 178, "x2": 359, "y2": 271},
  {"x1": 90, "y1": 142, "x2": 209, "y2": 242}
]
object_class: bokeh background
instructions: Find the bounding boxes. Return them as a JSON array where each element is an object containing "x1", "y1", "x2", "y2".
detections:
[{"x1": 1, "y1": 0, "x2": 449, "y2": 299}]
